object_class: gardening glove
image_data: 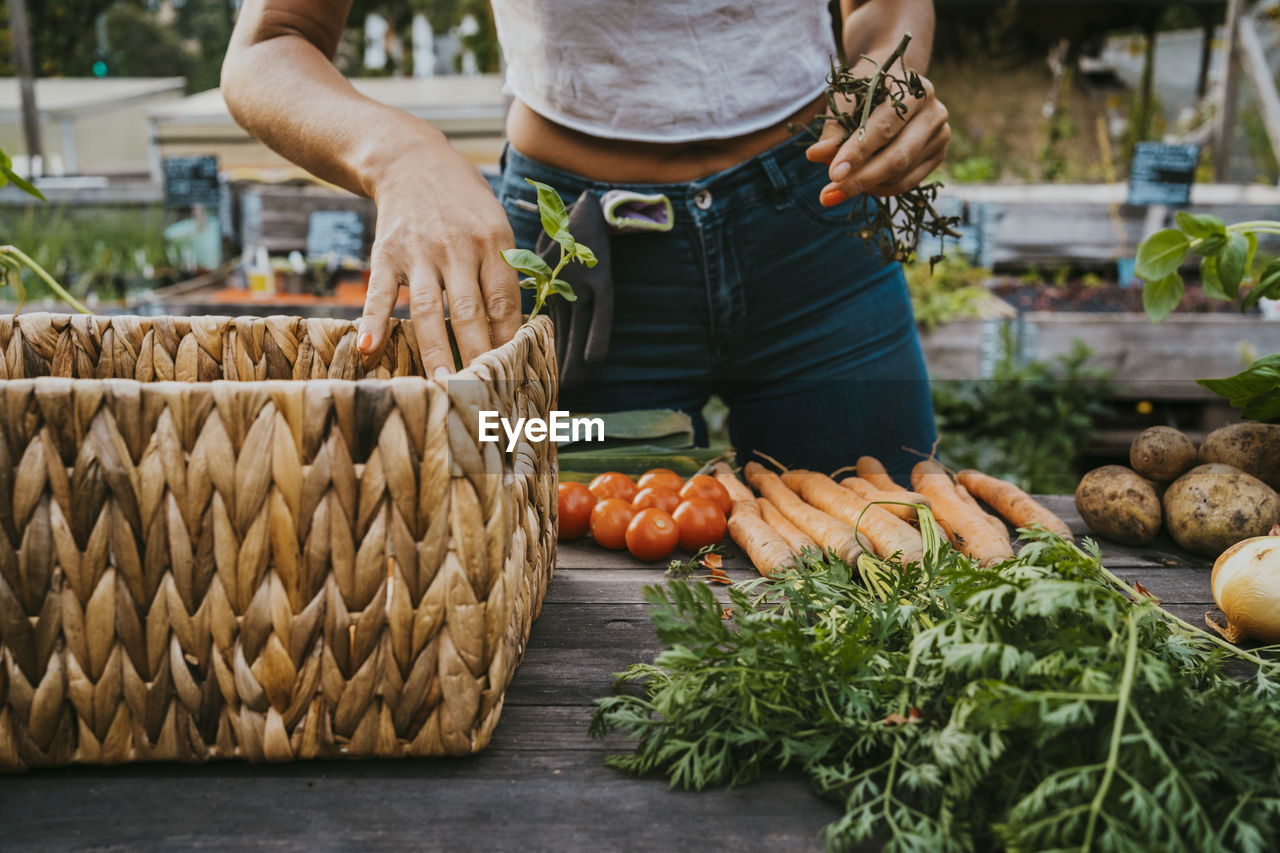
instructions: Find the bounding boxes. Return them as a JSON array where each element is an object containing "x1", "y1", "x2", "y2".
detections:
[{"x1": 536, "y1": 190, "x2": 613, "y2": 392}]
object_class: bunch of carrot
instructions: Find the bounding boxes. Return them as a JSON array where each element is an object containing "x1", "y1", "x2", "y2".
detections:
[{"x1": 714, "y1": 457, "x2": 1072, "y2": 577}]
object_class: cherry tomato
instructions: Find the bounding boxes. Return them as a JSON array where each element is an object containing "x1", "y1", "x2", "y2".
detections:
[
  {"x1": 589, "y1": 498, "x2": 635, "y2": 550},
  {"x1": 637, "y1": 468, "x2": 685, "y2": 494},
  {"x1": 632, "y1": 486, "x2": 681, "y2": 515},
  {"x1": 679, "y1": 475, "x2": 733, "y2": 517},
  {"x1": 589, "y1": 471, "x2": 638, "y2": 503},
  {"x1": 672, "y1": 497, "x2": 728, "y2": 552},
  {"x1": 625, "y1": 508, "x2": 681, "y2": 562},
  {"x1": 557, "y1": 482, "x2": 596, "y2": 540}
]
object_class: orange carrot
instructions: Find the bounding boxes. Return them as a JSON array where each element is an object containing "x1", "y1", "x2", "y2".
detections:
[
  {"x1": 955, "y1": 484, "x2": 1011, "y2": 539},
  {"x1": 840, "y1": 476, "x2": 927, "y2": 522},
  {"x1": 911, "y1": 460, "x2": 1013, "y2": 566},
  {"x1": 758, "y1": 497, "x2": 819, "y2": 554},
  {"x1": 855, "y1": 456, "x2": 903, "y2": 492},
  {"x1": 713, "y1": 461, "x2": 760, "y2": 518},
  {"x1": 779, "y1": 469, "x2": 923, "y2": 564},
  {"x1": 743, "y1": 463, "x2": 864, "y2": 563},
  {"x1": 727, "y1": 513, "x2": 797, "y2": 578},
  {"x1": 956, "y1": 469, "x2": 1073, "y2": 539}
]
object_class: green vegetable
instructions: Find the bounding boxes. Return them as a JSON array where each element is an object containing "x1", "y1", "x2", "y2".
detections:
[
  {"x1": 591, "y1": 525, "x2": 1280, "y2": 852},
  {"x1": 501, "y1": 178, "x2": 596, "y2": 320}
]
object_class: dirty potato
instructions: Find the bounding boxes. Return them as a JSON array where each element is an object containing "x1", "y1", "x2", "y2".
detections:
[
  {"x1": 1074, "y1": 465, "x2": 1162, "y2": 546},
  {"x1": 1198, "y1": 423, "x2": 1280, "y2": 490},
  {"x1": 1130, "y1": 426, "x2": 1197, "y2": 483},
  {"x1": 1163, "y1": 463, "x2": 1280, "y2": 557}
]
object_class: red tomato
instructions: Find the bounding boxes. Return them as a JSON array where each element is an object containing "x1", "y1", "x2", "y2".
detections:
[
  {"x1": 632, "y1": 486, "x2": 681, "y2": 515},
  {"x1": 679, "y1": 475, "x2": 733, "y2": 517},
  {"x1": 557, "y1": 482, "x2": 596, "y2": 540},
  {"x1": 625, "y1": 508, "x2": 681, "y2": 562},
  {"x1": 672, "y1": 498, "x2": 728, "y2": 552},
  {"x1": 589, "y1": 471, "x2": 638, "y2": 503},
  {"x1": 637, "y1": 468, "x2": 685, "y2": 494},
  {"x1": 589, "y1": 498, "x2": 635, "y2": 550}
]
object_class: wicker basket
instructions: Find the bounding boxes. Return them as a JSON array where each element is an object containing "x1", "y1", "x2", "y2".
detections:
[{"x1": 0, "y1": 312, "x2": 558, "y2": 770}]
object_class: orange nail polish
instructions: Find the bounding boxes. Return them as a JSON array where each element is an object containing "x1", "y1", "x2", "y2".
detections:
[
  {"x1": 821, "y1": 188, "x2": 847, "y2": 207},
  {"x1": 358, "y1": 332, "x2": 373, "y2": 352}
]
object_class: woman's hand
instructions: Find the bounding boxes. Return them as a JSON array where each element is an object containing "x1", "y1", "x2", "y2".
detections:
[
  {"x1": 804, "y1": 73, "x2": 950, "y2": 206},
  {"x1": 356, "y1": 133, "x2": 522, "y2": 374}
]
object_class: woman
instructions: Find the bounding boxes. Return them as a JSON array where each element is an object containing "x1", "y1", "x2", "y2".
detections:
[{"x1": 222, "y1": 0, "x2": 949, "y2": 479}]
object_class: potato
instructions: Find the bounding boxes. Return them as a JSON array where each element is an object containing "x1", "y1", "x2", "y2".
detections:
[
  {"x1": 1074, "y1": 465, "x2": 1162, "y2": 546},
  {"x1": 1129, "y1": 426, "x2": 1197, "y2": 483},
  {"x1": 1198, "y1": 423, "x2": 1280, "y2": 490},
  {"x1": 1163, "y1": 463, "x2": 1280, "y2": 557}
]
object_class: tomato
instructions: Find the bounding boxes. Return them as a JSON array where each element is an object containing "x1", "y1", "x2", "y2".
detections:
[
  {"x1": 625, "y1": 508, "x2": 680, "y2": 562},
  {"x1": 589, "y1": 471, "x2": 638, "y2": 503},
  {"x1": 637, "y1": 468, "x2": 685, "y2": 494},
  {"x1": 632, "y1": 486, "x2": 681, "y2": 515},
  {"x1": 589, "y1": 498, "x2": 635, "y2": 550},
  {"x1": 557, "y1": 482, "x2": 596, "y2": 540},
  {"x1": 679, "y1": 475, "x2": 733, "y2": 517},
  {"x1": 672, "y1": 497, "x2": 728, "y2": 552}
]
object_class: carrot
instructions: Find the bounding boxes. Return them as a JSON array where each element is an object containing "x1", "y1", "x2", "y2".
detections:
[
  {"x1": 956, "y1": 469, "x2": 1073, "y2": 539},
  {"x1": 855, "y1": 456, "x2": 903, "y2": 492},
  {"x1": 743, "y1": 463, "x2": 865, "y2": 564},
  {"x1": 758, "y1": 497, "x2": 819, "y2": 554},
  {"x1": 713, "y1": 461, "x2": 760, "y2": 518},
  {"x1": 911, "y1": 460, "x2": 1013, "y2": 567},
  {"x1": 727, "y1": 513, "x2": 797, "y2": 578},
  {"x1": 712, "y1": 462, "x2": 795, "y2": 577},
  {"x1": 840, "y1": 476, "x2": 926, "y2": 522},
  {"x1": 778, "y1": 469, "x2": 923, "y2": 564},
  {"x1": 954, "y1": 483, "x2": 1010, "y2": 538}
]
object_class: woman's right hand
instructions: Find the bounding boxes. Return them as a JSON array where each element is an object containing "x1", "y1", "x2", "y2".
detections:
[{"x1": 355, "y1": 130, "x2": 522, "y2": 375}]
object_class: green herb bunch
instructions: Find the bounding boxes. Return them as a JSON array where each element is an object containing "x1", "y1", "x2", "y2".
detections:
[
  {"x1": 500, "y1": 178, "x2": 596, "y2": 321},
  {"x1": 1135, "y1": 214, "x2": 1280, "y2": 420},
  {"x1": 591, "y1": 530, "x2": 1280, "y2": 852},
  {"x1": 815, "y1": 34, "x2": 962, "y2": 265}
]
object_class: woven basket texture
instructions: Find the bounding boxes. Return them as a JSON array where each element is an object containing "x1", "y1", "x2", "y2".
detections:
[{"x1": 0, "y1": 313, "x2": 558, "y2": 769}]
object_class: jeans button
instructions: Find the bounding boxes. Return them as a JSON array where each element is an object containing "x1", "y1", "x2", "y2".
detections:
[{"x1": 694, "y1": 189, "x2": 712, "y2": 210}]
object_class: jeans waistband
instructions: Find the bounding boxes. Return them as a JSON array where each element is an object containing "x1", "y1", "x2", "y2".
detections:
[{"x1": 500, "y1": 122, "x2": 827, "y2": 212}]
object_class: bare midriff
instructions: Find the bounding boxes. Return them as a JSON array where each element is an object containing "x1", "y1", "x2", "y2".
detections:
[{"x1": 504, "y1": 94, "x2": 829, "y2": 183}]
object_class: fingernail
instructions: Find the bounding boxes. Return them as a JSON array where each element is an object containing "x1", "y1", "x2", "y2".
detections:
[
  {"x1": 820, "y1": 188, "x2": 847, "y2": 207},
  {"x1": 831, "y1": 161, "x2": 851, "y2": 181},
  {"x1": 433, "y1": 366, "x2": 450, "y2": 382},
  {"x1": 357, "y1": 331, "x2": 373, "y2": 353}
]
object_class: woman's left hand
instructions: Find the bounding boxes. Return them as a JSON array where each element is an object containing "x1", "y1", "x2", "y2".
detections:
[{"x1": 805, "y1": 73, "x2": 950, "y2": 206}]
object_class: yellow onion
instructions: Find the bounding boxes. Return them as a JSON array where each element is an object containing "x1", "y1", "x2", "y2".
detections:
[{"x1": 1208, "y1": 526, "x2": 1280, "y2": 644}]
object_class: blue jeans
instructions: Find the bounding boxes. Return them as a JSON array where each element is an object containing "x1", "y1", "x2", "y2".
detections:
[{"x1": 495, "y1": 133, "x2": 936, "y2": 484}]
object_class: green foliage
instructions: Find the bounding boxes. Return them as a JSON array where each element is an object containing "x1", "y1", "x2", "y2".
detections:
[
  {"x1": 932, "y1": 327, "x2": 1114, "y2": 493},
  {"x1": 905, "y1": 253, "x2": 992, "y2": 332},
  {"x1": 592, "y1": 535, "x2": 1280, "y2": 852},
  {"x1": 501, "y1": 179, "x2": 594, "y2": 321},
  {"x1": 101, "y1": 5, "x2": 194, "y2": 78},
  {"x1": 1135, "y1": 215, "x2": 1280, "y2": 419}
]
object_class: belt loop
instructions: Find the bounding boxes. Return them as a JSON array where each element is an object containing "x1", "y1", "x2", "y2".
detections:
[{"x1": 759, "y1": 152, "x2": 790, "y2": 207}]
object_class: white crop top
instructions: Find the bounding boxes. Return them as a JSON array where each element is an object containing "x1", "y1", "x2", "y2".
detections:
[{"x1": 489, "y1": 1, "x2": 838, "y2": 143}]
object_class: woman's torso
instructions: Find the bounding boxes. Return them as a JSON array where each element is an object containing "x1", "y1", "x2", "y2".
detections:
[{"x1": 492, "y1": 0, "x2": 837, "y2": 182}]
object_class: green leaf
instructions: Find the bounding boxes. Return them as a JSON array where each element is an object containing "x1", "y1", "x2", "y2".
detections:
[
  {"x1": 553, "y1": 230, "x2": 576, "y2": 255},
  {"x1": 549, "y1": 278, "x2": 577, "y2": 301},
  {"x1": 1197, "y1": 354, "x2": 1280, "y2": 417},
  {"x1": 1199, "y1": 255, "x2": 1228, "y2": 300},
  {"x1": 1240, "y1": 259, "x2": 1280, "y2": 314},
  {"x1": 1, "y1": 166, "x2": 44, "y2": 202},
  {"x1": 1134, "y1": 229, "x2": 1190, "y2": 281},
  {"x1": 1217, "y1": 231, "x2": 1249, "y2": 298},
  {"x1": 525, "y1": 178, "x2": 569, "y2": 240},
  {"x1": 574, "y1": 242, "x2": 598, "y2": 268},
  {"x1": 518, "y1": 277, "x2": 538, "y2": 291},
  {"x1": 501, "y1": 248, "x2": 553, "y2": 280},
  {"x1": 1141, "y1": 272, "x2": 1183, "y2": 323},
  {"x1": 1191, "y1": 233, "x2": 1226, "y2": 256},
  {"x1": 1175, "y1": 211, "x2": 1225, "y2": 239}
]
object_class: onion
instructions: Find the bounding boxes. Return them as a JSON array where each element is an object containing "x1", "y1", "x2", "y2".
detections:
[{"x1": 1208, "y1": 526, "x2": 1280, "y2": 644}]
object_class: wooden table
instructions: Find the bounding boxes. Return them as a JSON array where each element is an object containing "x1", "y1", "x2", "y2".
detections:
[{"x1": 0, "y1": 498, "x2": 1218, "y2": 851}]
